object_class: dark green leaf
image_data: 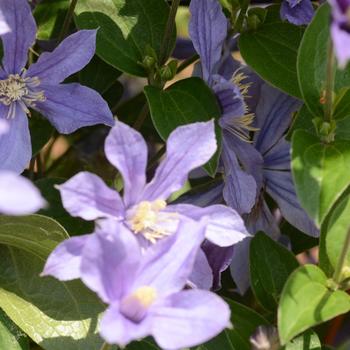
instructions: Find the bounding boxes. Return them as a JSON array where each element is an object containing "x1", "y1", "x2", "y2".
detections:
[
  {"x1": 297, "y1": 4, "x2": 350, "y2": 116},
  {"x1": 0, "y1": 308, "x2": 29, "y2": 350},
  {"x1": 36, "y1": 178, "x2": 94, "y2": 236},
  {"x1": 144, "y1": 78, "x2": 222, "y2": 176},
  {"x1": 34, "y1": 0, "x2": 69, "y2": 40},
  {"x1": 29, "y1": 113, "x2": 54, "y2": 157},
  {"x1": 239, "y1": 16, "x2": 304, "y2": 97},
  {"x1": 250, "y1": 232, "x2": 299, "y2": 311},
  {"x1": 278, "y1": 264, "x2": 350, "y2": 345},
  {"x1": 75, "y1": 0, "x2": 175, "y2": 76},
  {"x1": 292, "y1": 130, "x2": 350, "y2": 226}
]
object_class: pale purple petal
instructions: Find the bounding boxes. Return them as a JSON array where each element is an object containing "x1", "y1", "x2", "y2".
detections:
[
  {"x1": 331, "y1": 22, "x2": 350, "y2": 68},
  {"x1": 253, "y1": 84, "x2": 301, "y2": 156},
  {"x1": 0, "y1": 11, "x2": 10, "y2": 35},
  {"x1": 189, "y1": 249, "x2": 213, "y2": 290},
  {"x1": 105, "y1": 122, "x2": 147, "y2": 207},
  {"x1": 41, "y1": 235, "x2": 89, "y2": 281},
  {"x1": 189, "y1": 0, "x2": 228, "y2": 83},
  {"x1": 168, "y1": 203, "x2": 249, "y2": 247},
  {"x1": 0, "y1": 105, "x2": 31, "y2": 173},
  {"x1": 57, "y1": 172, "x2": 124, "y2": 221},
  {"x1": 265, "y1": 170, "x2": 319, "y2": 237},
  {"x1": 0, "y1": 0, "x2": 36, "y2": 74},
  {"x1": 34, "y1": 83, "x2": 114, "y2": 134},
  {"x1": 222, "y1": 135, "x2": 257, "y2": 214},
  {"x1": 134, "y1": 219, "x2": 206, "y2": 297},
  {"x1": 280, "y1": 0, "x2": 314, "y2": 25},
  {"x1": 100, "y1": 302, "x2": 152, "y2": 347},
  {"x1": 263, "y1": 138, "x2": 290, "y2": 170},
  {"x1": 142, "y1": 121, "x2": 217, "y2": 201},
  {"x1": 81, "y1": 222, "x2": 140, "y2": 303},
  {"x1": 230, "y1": 237, "x2": 251, "y2": 294},
  {"x1": 202, "y1": 241, "x2": 234, "y2": 290},
  {"x1": 0, "y1": 119, "x2": 9, "y2": 135},
  {"x1": 27, "y1": 30, "x2": 97, "y2": 85},
  {"x1": 0, "y1": 172, "x2": 45, "y2": 215},
  {"x1": 151, "y1": 290, "x2": 231, "y2": 350}
]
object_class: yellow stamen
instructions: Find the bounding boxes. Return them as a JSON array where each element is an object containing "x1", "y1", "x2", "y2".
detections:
[{"x1": 131, "y1": 286, "x2": 157, "y2": 308}]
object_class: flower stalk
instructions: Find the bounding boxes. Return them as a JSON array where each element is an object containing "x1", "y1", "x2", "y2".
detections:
[{"x1": 58, "y1": 0, "x2": 79, "y2": 42}]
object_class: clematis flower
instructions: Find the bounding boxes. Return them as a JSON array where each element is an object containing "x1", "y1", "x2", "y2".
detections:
[
  {"x1": 329, "y1": 0, "x2": 350, "y2": 67},
  {"x1": 280, "y1": 0, "x2": 314, "y2": 25},
  {"x1": 0, "y1": 0, "x2": 114, "y2": 173},
  {"x1": 0, "y1": 122, "x2": 45, "y2": 215},
  {"x1": 43, "y1": 219, "x2": 231, "y2": 349}
]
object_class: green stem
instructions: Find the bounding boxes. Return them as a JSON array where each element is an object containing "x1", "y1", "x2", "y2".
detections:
[
  {"x1": 324, "y1": 39, "x2": 335, "y2": 123},
  {"x1": 98, "y1": 342, "x2": 111, "y2": 350},
  {"x1": 333, "y1": 226, "x2": 350, "y2": 285},
  {"x1": 160, "y1": 0, "x2": 181, "y2": 64},
  {"x1": 132, "y1": 103, "x2": 149, "y2": 130},
  {"x1": 176, "y1": 54, "x2": 199, "y2": 74},
  {"x1": 58, "y1": 0, "x2": 79, "y2": 42}
]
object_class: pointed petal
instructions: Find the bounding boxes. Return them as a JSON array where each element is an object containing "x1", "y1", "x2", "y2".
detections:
[
  {"x1": 81, "y1": 221, "x2": 140, "y2": 303},
  {"x1": 222, "y1": 136, "x2": 257, "y2": 214},
  {"x1": 168, "y1": 203, "x2": 249, "y2": 247},
  {"x1": 189, "y1": 0, "x2": 228, "y2": 83},
  {"x1": 280, "y1": 0, "x2": 314, "y2": 25},
  {"x1": 253, "y1": 84, "x2": 301, "y2": 156},
  {"x1": 105, "y1": 122, "x2": 147, "y2": 207},
  {"x1": 202, "y1": 241, "x2": 234, "y2": 291},
  {"x1": 134, "y1": 219, "x2": 206, "y2": 297},
  {"x1": 27, "y1": 30, "x2": 97, "y2": 85},
  {"x1": 41, "y1": 235, "x2": 90, "y2": 281},
  {"x1": 57, "y1": 172, "x2": 124, "y2": 221},
  {"x1": 265, "y1": 169, "x2": 319, "y2": 237},
  {"x1": 0, "y1": 0, "x2": 36, "y2": 74},
  {"x1": 100, "y1": 303, "x2": 152, "y2": 347},
  {"x1": 152, "y1": 290, "x2": 231, "y2": 350},
  {"x1": 34, "y1": 83, "x2": 114, "y2": 134},
  {"x1": 189, "y1": 249, "x2": 213, "y2": 290},
  {"x1": 0, "y1": 172, "x2": 45, "y2": 215},
  {"x1": 142, "y1": 121, "x2": 217, "y2": 201},
  {"x1": 230, "y1": 237, "x2": 251, "y2": 295},
  {"x1": 0, "y1": 105, "x2": 32, "y2": 173},
  {"x1": 263, "y1": 138, "x2": 290, "y2": 170}
]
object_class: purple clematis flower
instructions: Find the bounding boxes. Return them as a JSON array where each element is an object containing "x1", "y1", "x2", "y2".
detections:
[
  {"x1": 43, "y1": 219, "x2": 231, "y2": 349},
  {"x1": 55, "y1": 120, "x2": 248, "y2": 249},
  {"x1": 329, "y1": 0, "x2": 350, "y2": 67},
  {"x1": 280, "y1": 0, "x2": 314, "y2": 25},
  {"x1": 0, "y1": 121, "x2": 45, "y2": 215},
  {"x1": 0, "y1": 0, "x2": 114, "y2": 173}
]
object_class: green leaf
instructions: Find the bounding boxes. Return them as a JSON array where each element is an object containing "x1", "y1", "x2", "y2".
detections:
[
  {"x1": 239, "y1": 15, "x2": 304, "y2": 98},
  {"x1": 36, "y1": 178, "x2": 94, "y2": 236},
  {"x1": 278, "y1": 264, "x2": 350, "y2": 345},
  {"x1": 324, "y1": 195, "x2": 350, "y2": 272},
  {"x1": 29, "y1": 113, "x2": 54, "y2": 157},
  {"x1": 75, "y1": 0, "x2": 175, "y2": 76},
  {"x1": 34, "y1": 0, "x2": 69, "y2": 40},
  {"x1": 200, "y1": 299, "x2": 268, "y2": 350},
  {"x1": 284, "y1": 330, "x2": 321, "y2": 350},
  {"x1": 144, "y1": 78, "x2": 222, "y2": 177},
  {"x1": 250, "y1": 232, "x2": 299, "y2": 311},
  {"x1": 297, "y1": 4, "x2": 350, "y2": 116},
  {"x1": 0, "y1": 215, "x2": 110, "y2": 350},
  {"x1": 291, "y1": 130, "x2": 350, "y2": 226},
  {"x1": 0, "y1": 308, "x2": 29, "y2": 350}
]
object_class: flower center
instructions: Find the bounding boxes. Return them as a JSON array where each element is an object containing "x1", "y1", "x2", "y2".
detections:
[
  {"x1": 120, "y1": 286, "x2": 157, "y2": 323},
  {"x1": 127, "y1": 200, "x2": 178, "y2": 244},
  {"x1": 0, "y1": 73, "x2": 46, "y2": 119}
]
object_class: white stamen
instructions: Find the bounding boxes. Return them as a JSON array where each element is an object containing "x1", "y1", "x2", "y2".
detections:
[{"x1": 0, "y1": 73, "x2": 46, "y2": 119}]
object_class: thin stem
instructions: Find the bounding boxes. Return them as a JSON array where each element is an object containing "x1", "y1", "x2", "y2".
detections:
[
  {"x1": 132, "y1": 103, "x2": 149, "y2": 130},
  {"x1": 324, "y1": 39, "x2": 335, "y2": 123},
  {"x1": 160, "y1": 0, "x2": 181, "y2": 64},
  {"x1": 98, "y1": 342, "x2": 111, "y2": 350},
  {"x1": 58, "y1": 0, "x2": 79, "y2": 42},
  {"x1": 176, "y1": 54, "x2": 199, "y2": 74},
  {"x1": 333, "y1": 226, "x2": 350, "y2": 284}
]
